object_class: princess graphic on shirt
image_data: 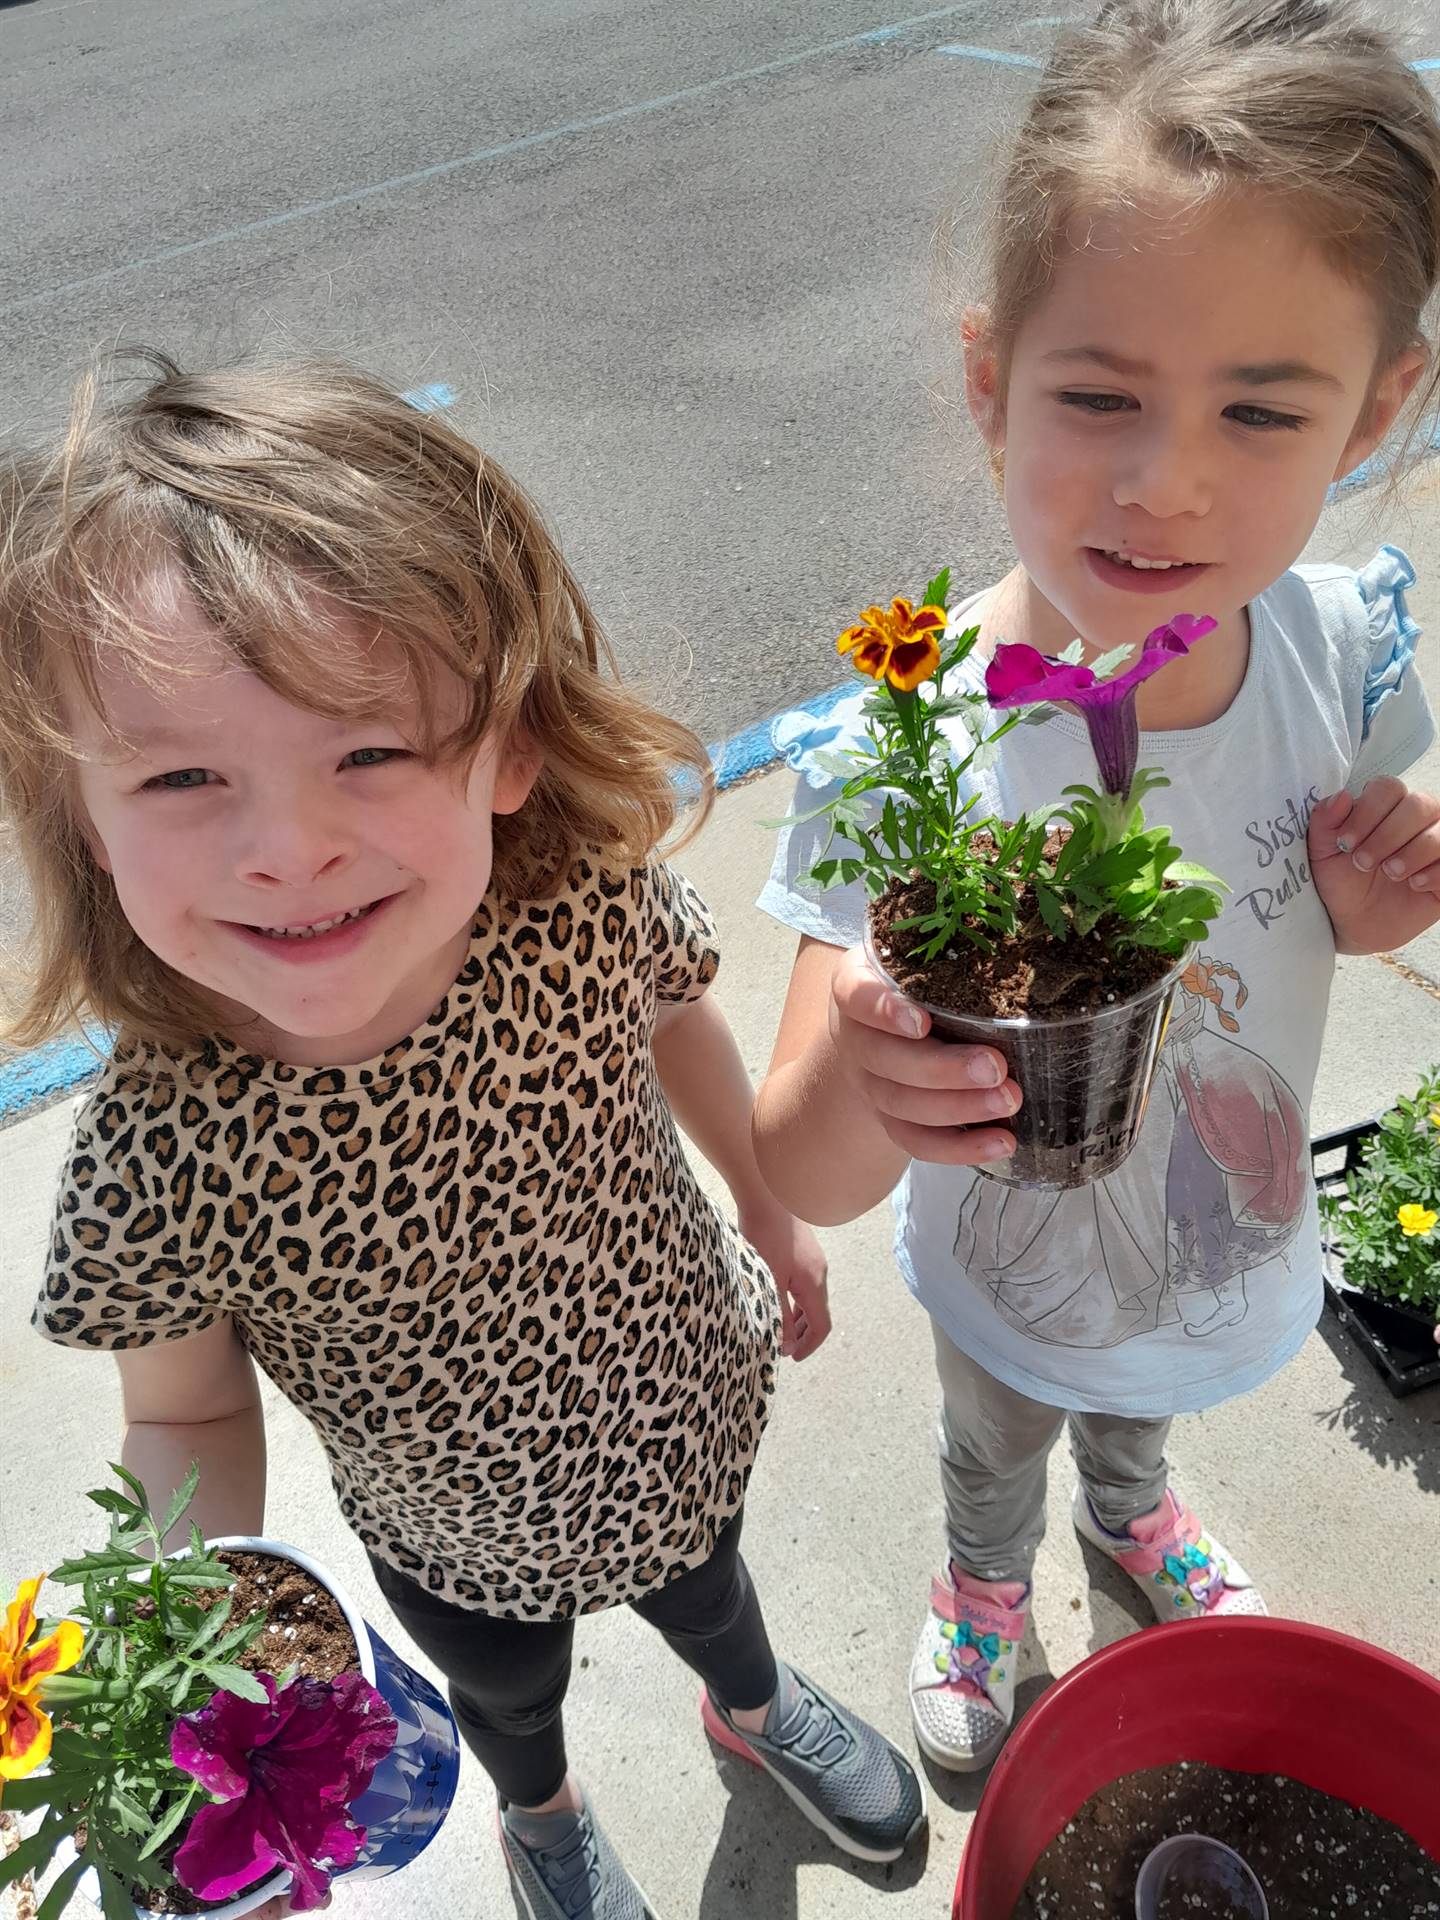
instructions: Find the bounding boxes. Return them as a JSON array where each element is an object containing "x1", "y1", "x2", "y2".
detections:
[{"x1": 951, "y1": 954, "x2": 1308, "y2": 1350}]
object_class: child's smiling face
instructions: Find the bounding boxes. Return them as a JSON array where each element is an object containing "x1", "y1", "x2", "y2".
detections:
[
  {"x1": 70, "y1": 574, "x2": 537, "y2": 1064},
  {"x1": 973, "y1": 195, "x2": 1423, "y2": 655}
]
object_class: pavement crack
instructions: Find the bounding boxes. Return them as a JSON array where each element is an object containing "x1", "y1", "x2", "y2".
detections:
[{"x1": 1372, "y1": 948, "x2": 1440, "y2": 1002}]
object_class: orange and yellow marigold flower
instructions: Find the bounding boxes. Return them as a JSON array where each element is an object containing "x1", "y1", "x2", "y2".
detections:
[
  {"x1": 837, "y1": 597, "x2": 944, "y2": 692},
  {"x1": 1397, "y1": 1202, "x2": 1438, "y2": 1238},
  {"x1": 0, "y1": 1575, "x2": 84, "y2": 1783}
]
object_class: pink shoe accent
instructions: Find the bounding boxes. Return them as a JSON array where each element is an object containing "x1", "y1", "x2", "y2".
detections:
[
  {"x1": 1114, "y1": 1492, "x2": 1227, "y2": 1609},
  {"x1": 700, "y1": 1684, "x2": 763, "y2": 1767},
  {"x1": 930, "y1": 1570, "x2": 1029, "y2": 1705},
  {"x1": 936, "y1": 1568, "x2": 1029, "y2": 1636}
]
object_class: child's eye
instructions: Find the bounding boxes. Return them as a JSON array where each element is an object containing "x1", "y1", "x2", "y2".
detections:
[
  {"x1": 1226, "y1": 403, "x2": 1305, "y2": 432},
  {"x1": 144, "y1": 768, "x2": 215, "y2": 791},
  {"x1": 1057, "y1": 391, "x2": 1135, "y2": 415},
  {"x1": 342, "y1": 747, "x2": 408, "y2": 769}
]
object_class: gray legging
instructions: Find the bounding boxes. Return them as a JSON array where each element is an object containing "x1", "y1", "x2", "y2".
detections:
[{"x1": 933, "y1": 1322, "x2": 1172, "y2": 1581}]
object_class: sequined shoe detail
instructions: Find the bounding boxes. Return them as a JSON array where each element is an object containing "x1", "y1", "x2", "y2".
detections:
[
  {"x1": 1072, "y1": 1486, "x2": 1269, "y2": 1621},
  {"x1": 908, "y1": 1566, "x2": 1029, "y2": 1772}
]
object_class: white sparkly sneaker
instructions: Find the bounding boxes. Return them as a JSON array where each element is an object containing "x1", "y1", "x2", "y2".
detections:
[
  {"x1": 908, "y1": 1565, "x2": 1029, "y2": 1772},
  {"x1": 1072, "y1": 1487, "x2": 1268, "y2": 1621}
]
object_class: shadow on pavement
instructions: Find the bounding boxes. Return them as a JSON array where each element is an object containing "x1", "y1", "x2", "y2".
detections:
[
  {"x1": 696, "y1": 1741, "x2": 930, "y2": 1919},
  {"x1": 1313, "y1": 1310, "x2": 1440, "y2": 1495}
]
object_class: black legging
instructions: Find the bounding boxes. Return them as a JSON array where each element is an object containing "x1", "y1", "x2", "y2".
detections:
[{"x1": 369, "y1": 1512, "x2": 777, "y2": 1807}]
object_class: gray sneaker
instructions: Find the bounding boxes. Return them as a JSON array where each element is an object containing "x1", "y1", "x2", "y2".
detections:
[
  {"x1": 499, "y1": 1795, "x2": 657, "y2": 1920},
  {"x1": 701, "y1": 1663, "x2": 926, "y2": 1863}
]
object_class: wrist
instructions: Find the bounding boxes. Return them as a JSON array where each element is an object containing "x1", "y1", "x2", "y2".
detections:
[{"x1": 734, "y1": 1181, "x2": 790, "y2": 1224}]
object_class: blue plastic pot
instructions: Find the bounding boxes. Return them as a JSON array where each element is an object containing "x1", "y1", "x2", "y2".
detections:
[
  {"x1": 67, "y1": 1539, "x2": 463, "y2": 1917},
  {"x1": 207, "y1": 1537, "x2": 461, "y2": 1886}
]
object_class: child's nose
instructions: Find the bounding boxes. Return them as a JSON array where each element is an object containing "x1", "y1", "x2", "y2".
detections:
[
  {"x1": 1112, "y1": 429, "x2": 1210, "y2": 520},
  {"x1": 235, "y1": 803, "x2": 353, "y2": 889}
]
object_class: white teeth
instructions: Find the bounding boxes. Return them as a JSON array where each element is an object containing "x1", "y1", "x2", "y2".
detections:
[
  {"x1": 1108, "y1": 551, "x2": 1186, "y2": 570},
  {"x1": 255, "y1": 904, "x2": 373, "y2": 941}
]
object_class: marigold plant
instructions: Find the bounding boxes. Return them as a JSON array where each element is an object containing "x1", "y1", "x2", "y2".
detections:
[
  {"x1": 785, "y1": 571, "x2": 1032, "y2": 959},
  {"x1": 0, "y1": 1466, "x2": 395, "y2": 1917}
]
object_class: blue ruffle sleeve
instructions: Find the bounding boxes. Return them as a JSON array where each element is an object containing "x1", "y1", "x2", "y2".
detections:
[
  {"x1": 1355, "y1": 544, "x2": 1420, "y2": 741},
  {"x1": 770, "y1": 692, "x2": 872, "y2": 788}
]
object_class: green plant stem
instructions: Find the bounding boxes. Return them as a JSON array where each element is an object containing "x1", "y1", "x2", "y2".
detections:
[
  {"x1": 888, "y1": 686, "x2": 928, "y2": 776},
  {"x1": 1093, "y1": 786, "x2": 1136, "y2": 852}
]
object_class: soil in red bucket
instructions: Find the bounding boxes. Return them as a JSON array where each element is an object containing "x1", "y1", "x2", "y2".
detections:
[
  {"x1": 1012, "y1": 1761, "x2": 1440, "y2": 1918},
  {"x1": 131, "y1": 1552, "x2": 361, "y2": 1916},
  {"x1": 870, "y1": 860, "x2": 1174, "y2": 1020}
]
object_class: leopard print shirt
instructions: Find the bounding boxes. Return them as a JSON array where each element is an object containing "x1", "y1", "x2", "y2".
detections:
[{"x1": 36, "y1": 859, "x2": 781, "y2": 1618}]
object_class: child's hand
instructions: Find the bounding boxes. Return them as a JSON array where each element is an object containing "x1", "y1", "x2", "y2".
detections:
[
  {"x1": 1309, "y1": 781, "x2": 1440, "y2": 952},
  {"x1": 738, "y1": 1199, "x2": 832, "y2": 1360},
  {"x1": 830, "y1": 946, "x2": 1021, "y2": 1165}
]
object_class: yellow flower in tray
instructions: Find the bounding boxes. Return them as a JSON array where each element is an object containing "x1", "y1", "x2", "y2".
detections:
[
  {"x1": 0, "y1": 1574, "x2": 83, "y2": 1783},
  {"x1": 1429, "y1": 1106, "x2": 1440, "y2": 1130},
  {"x1": 837, "y1": 597, "x2": 945, "y2": 691},
  {"x1": 1396, "y1": 1202, "x2": 1438, "y2": 1238}
]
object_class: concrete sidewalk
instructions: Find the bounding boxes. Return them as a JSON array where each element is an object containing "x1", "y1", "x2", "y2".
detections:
[{"x1": 4, "y1": 481, "x2": 1440, "y2": 1918}]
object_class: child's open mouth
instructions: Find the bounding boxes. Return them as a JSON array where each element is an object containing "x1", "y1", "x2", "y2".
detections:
[
  {"x1": 1085, "y1": 548, "x2": 1212, "y2": 594},
  {"x1": 227, "y1": 894, "x2": 395, "y2": 958}
]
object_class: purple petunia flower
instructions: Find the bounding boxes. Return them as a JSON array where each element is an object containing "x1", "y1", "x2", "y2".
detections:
[
  {"x1": 985, "y1": 614, "x2": 1217, "y2": 796},
  {"x1": 171, "y1": 1672, "x2": 397, "y2": 1911}
]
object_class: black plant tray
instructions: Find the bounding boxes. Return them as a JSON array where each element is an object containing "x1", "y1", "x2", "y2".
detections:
[{"x1": 1313, "y1": 1120, "x2": 1440, "y2": 1397}]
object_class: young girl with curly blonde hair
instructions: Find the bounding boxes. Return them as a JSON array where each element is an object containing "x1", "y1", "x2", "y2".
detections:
[{"x1": 2, "y1": 352, "x2": 923, "y2": 1920}]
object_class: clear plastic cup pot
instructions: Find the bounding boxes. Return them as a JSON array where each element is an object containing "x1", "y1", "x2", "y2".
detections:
[
  {"x1": 1134, "y1": 1833, "x2": 1269, "y2": 1920},
  {"x1": 866, "y1": 933, "x2": 1191, "y2": 1191}
]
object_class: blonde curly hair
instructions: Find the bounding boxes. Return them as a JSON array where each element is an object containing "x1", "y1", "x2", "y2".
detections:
[{"x1": 0, "y1": 350, "x2": 712, "y2": 1053}]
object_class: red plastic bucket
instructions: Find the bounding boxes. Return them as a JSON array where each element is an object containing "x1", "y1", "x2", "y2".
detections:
[{"x1": 953, "y1": 1618, "x2": 1440, "y2": 1920}]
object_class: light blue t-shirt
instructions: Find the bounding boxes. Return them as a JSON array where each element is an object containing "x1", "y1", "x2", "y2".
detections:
[{"x1": 758, "y1": 550, "x2": 1433, "y2": 1417}]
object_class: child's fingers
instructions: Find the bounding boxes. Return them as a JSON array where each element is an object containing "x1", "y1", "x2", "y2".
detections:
[
  {"x1": 880, "y1": 1113, "x2": 1018, "y2": 1165},
  {"x1": 1382, "y1": 822, "x2": 1440, "y2": 885},
  {"x1": 789, "y1": 1299, "x2": 830, "y2": 1360},
  {"x1": 1318, "y1": 775, "x2": 1405, "y2": 862},
  {"x1": 1306, "y1": 789, "x2": 1356, "y2": 859},
  {"x1": 1338, "y1": 786, "x2": 1436, "y2": 874},
  {"x1": 792, "y1": 1318, "x2": 827, "y2": 1361},
  {"x1": 833, "y1": 946, "x2": 1010, "y2": 1089},
  {"x1": 863, "y1": 1070, "x2": 1022, "y2": 1131},
  {"x1": 846, "y1": 1027, "x2": 1009, "y2": 1098},
  {"x1": 834, "y1": 944, "x2": 934, "y2": 1038},
  {"x1": 778, "y1": 1288, "x2": 798, "y2": 1356}
]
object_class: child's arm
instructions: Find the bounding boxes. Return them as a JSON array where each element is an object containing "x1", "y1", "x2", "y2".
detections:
[
  {"x1": 115, "y1": 1316, "x2": 267, "y2": 1548},
  {"x1": 1308, "y1": 779, "x2": 1440, "y2": 953},
  {"x1": 654, "y1": 989, "x2": 832, "y2": 1358},
  {"x1": 751, "y1": 937, "x2": 1019, "y2": 1227}
]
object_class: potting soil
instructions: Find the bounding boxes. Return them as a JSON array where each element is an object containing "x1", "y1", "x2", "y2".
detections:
[
  {"x1": 1012, "y1": 1762, "x2": 1440, "y2": 1918},
  {"x1": 218, "y1": 1549, "x2": 359, "y2": 1685},
  {"x1": 870, "y1": 868, "x2": 1175, "y2": 1019}
]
